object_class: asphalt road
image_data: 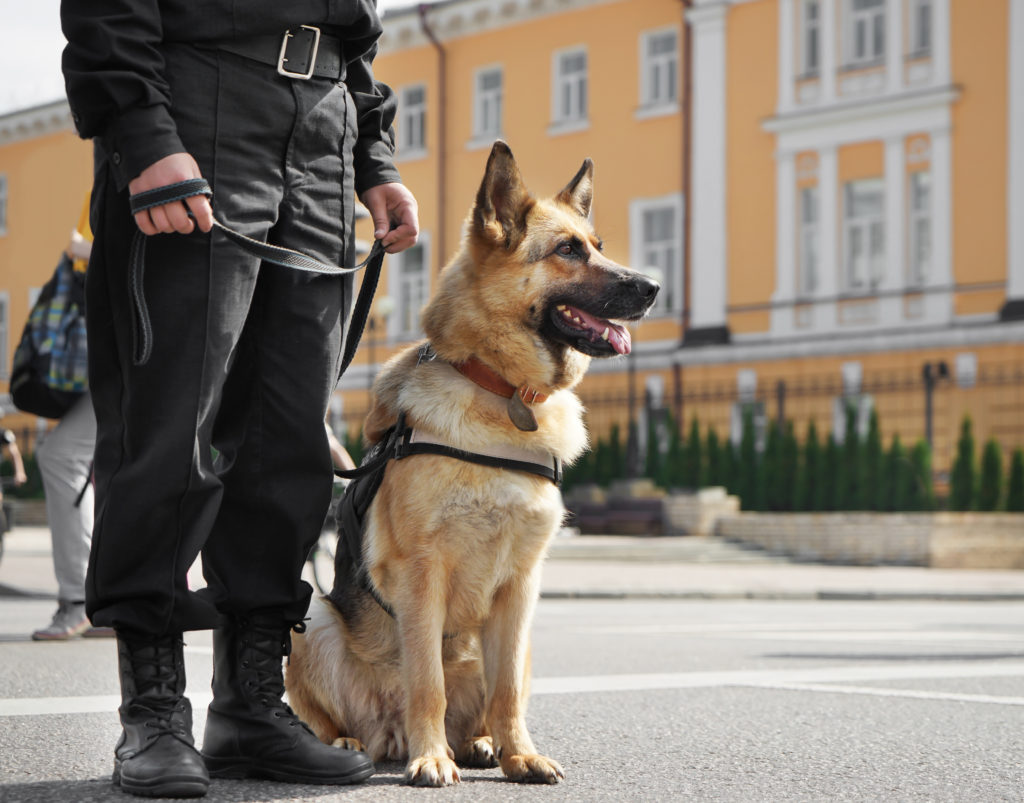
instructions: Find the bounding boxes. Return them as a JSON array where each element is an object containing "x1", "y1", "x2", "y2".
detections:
[{"x1": 2, "y1": 595, "x2": 1023, "y2": 802}]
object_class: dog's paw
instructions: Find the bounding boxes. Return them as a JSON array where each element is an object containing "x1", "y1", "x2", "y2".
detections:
[
  {"x1": 405, "y1": 754, "x2": 461, "y2": 787},
  {"x1": 332, "y1": 736, "x2": 367, "y2": 753},
  {"x1": 458, "y1": 736, "x2": 498, "y2": 768},
  {"x1": 501, "y1": 753, "x2": 565, "y2": 784}
]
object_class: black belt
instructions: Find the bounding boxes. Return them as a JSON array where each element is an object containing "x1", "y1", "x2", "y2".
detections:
[{"x1": 205, "y1": 26, "x2": 345, "y2": 81}]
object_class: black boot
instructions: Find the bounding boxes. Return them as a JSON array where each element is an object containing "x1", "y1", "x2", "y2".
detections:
[
  {"x1": 201, "y1": 611, "x2": 374, "y2": 784},
  {"x1": 113, "y1": 633, "x2": 210, "y2": 798}
]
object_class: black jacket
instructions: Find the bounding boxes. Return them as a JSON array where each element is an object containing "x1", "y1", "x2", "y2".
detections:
[{"x1": 61, "y1": 0, "x2": 401, "y2": 193}]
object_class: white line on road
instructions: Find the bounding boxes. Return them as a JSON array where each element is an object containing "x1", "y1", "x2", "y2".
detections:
[{"x1": 746, "y1": 682, "x2": 1024, "y2": 706}]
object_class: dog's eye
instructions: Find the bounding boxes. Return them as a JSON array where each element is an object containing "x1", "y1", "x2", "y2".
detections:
[{"x1": 556, "y1": 242, "x2": 574, "y2": 257}]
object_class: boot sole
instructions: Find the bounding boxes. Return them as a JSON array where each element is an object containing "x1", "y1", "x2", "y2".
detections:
[
  {"x1": 202, "y1": 755, "x2": 375, "y2": 785},
  {"x1": 114, "y1": 761, "x2": 210, "y2": 798}
]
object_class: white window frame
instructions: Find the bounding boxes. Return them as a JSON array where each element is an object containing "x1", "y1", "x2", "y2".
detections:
[
  {"x1": 800, "y1": 0, "x2": 821, "y2": 77},
  {"x1": 909, "y1": 0, "x2": 933, "y2": 57},
  {"x1": 550, "y1": 46, "x2": 588, "y2": 133},
  {"x1": 630, "y1": 194, "x2": 684, "y2": 317},
  {"x1": 397, "y1": 83, "x2": 427, "y2": 161},
  {"x1": 0, "y1": 291, "x2": 9, "y2": 379},
  {"x1": 842, "y1": 178, "x2": 886, "y2": 293},
  {"x1": 389, "y1": 233, "x2": 431, "y2": 339},
  {"x1": 908, "y1": 170, "x2": 932, "y2": 287},
  {"x1": 638, "y1": 27, "x2": 679, "y2": 116},
  {"x1": 0, "y1": 174, "x2": 8, "y2": 236},
  {"x1": 798, "y1": 185, "x2": 819, "y2": 297},
  {"x1": 471, "y1": 65, "x2": 503, "y2": 145},
  {"x1": 844, "y1": 0, "x2": 886, "y2": 68}
]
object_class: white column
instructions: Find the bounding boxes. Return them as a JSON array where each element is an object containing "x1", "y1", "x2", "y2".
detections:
[
  {"x1": 881, "y1": 135, "x2": 905, "y2": 325},
  {"x1": 772, "y1": 150, "x2": 797, "y2": 335},
  {"x1": 778, "y1": 0, "x2": 796, "y2": 112},
  {"x1": 1007, "y1": 0, "x2": 1024, "y2": 312},
  {"x1": 932, "y1": 0, "x2": 952, "y2": 86},
  {"x1": 821, "y1": 0, "x2": 837, "y2": 102},
  {"x1": 928, "y1": 127, "x2": 954, "y2": 323},
  {"x1": 687, "y1": 0, "x2": 729, "y2": 340},
  {"x1": 886, "y1": 0, "x2": 904, "y2": 94},
  {"x1": 817, "y1": 145, "x2": 839, "y2": 331}
]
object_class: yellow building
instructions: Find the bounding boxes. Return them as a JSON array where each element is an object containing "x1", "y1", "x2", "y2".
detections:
[{"x1": 1, "y1": 0, "x2": 1022, "y2": 487}]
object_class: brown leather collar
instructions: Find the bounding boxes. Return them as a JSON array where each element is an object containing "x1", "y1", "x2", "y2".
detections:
[{"x1": 452, "y1": 356, "x2": 548, "y2": 404}]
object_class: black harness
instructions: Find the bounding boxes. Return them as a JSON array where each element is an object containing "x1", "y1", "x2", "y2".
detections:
[{"x1": 328, "y1": 410, "x2": 562, "y2": 621}]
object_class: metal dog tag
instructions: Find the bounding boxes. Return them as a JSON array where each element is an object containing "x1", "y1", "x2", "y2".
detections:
[{"x1": 507, "y1": 392, "x2": 539, "y2": 432}]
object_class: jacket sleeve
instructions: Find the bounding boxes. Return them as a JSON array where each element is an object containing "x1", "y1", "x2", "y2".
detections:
[
  {"x1": 345, "y1": 38, "x2": 403, "y2": 196},
  {"x1": 61, "y1": 0, "x2": 185, "y2": 191}
]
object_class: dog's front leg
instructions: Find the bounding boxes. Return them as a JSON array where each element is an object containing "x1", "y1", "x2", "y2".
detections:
[
  {"x1": 482, "y1": 569, "x2": 564, "y2": 784},
  {"x1": 396, "y1": 571, "x2": 460, "y2": 786}
]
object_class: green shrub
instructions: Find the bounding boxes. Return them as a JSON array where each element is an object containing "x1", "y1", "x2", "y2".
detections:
[
  {"x1": 881, "y1": 435, "x2": 910, "y2": 512},
  {"x1": 682, "y1": 417, "x2": 704, "y2": 489},
  {"x1": 1006, "y1": 449, "x2": 1024, "y2": 512},
  {"x1": 736, "y1": 408, "x2": 758, "y2": 510},
  {"x1": 819, "y1": 435, "x2": 839, "y2": 511},
  {"x1": 794, "y1": 420, "x2": 821, "y2": 511},
  {"x1": 908, "y1": 439, "x2": 935, "y2": 512},
  {"x1": 977, "y1": 439, "x2": 1003, "y2": 512},
  {"x1": 839, "y1": 403, "x2": 862, "y2": 510},
  {"x1": 863, "y1": 409, "x2": 884, "y2": 510},
  {"x1": 705, "y1": 426, "x2": 723, "y2": 487},
  {"x1": 949, "y1": 416, "x2": 976, "y2": 511}
]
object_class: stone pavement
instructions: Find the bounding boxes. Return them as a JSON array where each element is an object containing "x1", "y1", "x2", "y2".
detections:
[{"x1": 3, "y1": 525, "x2": 1024, "y2": 603}]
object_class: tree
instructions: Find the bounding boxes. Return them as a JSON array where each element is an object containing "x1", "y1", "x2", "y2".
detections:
[
  {"x1": 839, "y1": 403, "x2": 862, "y2": 510},
  {"x1": 881, "y1": 434, "x2": 910, "y2": 512},
  {"x1": 977, "y1": 438, "x2": 1003, "y2": 512},
  {"x1": 683, "y1": 417, "x2": 704, "y2": 489},
  {"x1": 658, "y1": 411, "x2": 683, "y2": 490},
  {"x1": 777, "y1": 421, "x2": 799, "y2": 512},
  {"x1": 644, "y1": 412, "x2": 662, "y2": 485},
  {"x1": 1006, "y1": 449, "x2": 1024, "y2": 512},
  {"x1": 706, "y1": 426, "x2": 723, "y2": 487},
  {"x1": 862, "y1": 409, "x2": 884, "y2": 510},
  {"x1": 949, "y1": 416, "x2": 976, "y2": 511},
  {"x1": 755, "y1": 420, "x2": 780, "y2": 511},
  {"x1": 736, "y1": 407, "x2": 758, "y2": 509},
  {"x1": 819, "y1": 435, "x2": 839, "y2": 511}
]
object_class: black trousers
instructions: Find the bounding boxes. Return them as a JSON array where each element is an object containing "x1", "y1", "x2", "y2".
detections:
[{"x1": 85, "y1": 44, "x2": 357, "y2": 635}]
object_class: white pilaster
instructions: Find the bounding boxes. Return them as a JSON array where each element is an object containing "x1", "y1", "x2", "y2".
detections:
[
  {"x1": 1008, "y1": 0, "x2": 1024, "y2": 307},
  {"x1": 778, "y1": 0, "x2": 796, "y2": 112},
  {"x1": 932, "y1": 0, "x2": 951, "y2": 87},
  {"x1": 886, "y1": 0, "x2": 904, "y2": 94},
  {"x1": 772, "y1": 150, "x2": 797, "y2": 334},
  {"x1": 881, "y1": 135, "x2": 905, "y2": 324},
  {"x1": 820, "y1": 0, "x2": 837, "y2": 102},
  {"x1": 928, "y1": 127, "x2": 954, "y2": 323},
  {"x1": 817, "y1": 145, "x2": 839, "y2": 331},
  {"x1": 687, "y1": 0, "x2": 729, "y2": 337}
]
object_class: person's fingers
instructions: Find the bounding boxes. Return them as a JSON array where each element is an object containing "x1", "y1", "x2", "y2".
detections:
[
  {"x1": 148, "y1": 205, "x2": 176, "y2": 234},
  {"x1": 186, "y1": 194, "x2": 214, "y2": 233},
  {"x1": 134, "y1": 211, "x2": 158, "y2": 237},
  {"x1": 163, "y1": 201, "x2": 194, "y2": 234}
]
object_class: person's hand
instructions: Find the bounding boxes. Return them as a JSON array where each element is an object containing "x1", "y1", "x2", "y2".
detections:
[
  {"x1": 359, "y1": 182, "x2": 419, "y2": 254},
  {"x1": 13, "y1": 470, "x2": 27, "y2": 486},
  {"x1": 128, "y1": 153, "x2": 215, "y2": 236}
]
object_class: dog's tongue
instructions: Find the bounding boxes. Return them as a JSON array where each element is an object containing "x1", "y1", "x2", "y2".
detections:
[{"x1": 569, "y1": 307, "x2": 632, "y2": 355}]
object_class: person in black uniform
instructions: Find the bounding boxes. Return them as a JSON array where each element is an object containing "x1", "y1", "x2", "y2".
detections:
[{"x1": 60, "y1": 1, "x2": 418, "y2": 797}]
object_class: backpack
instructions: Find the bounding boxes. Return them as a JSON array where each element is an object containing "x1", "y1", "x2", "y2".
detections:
[{"x1": 10, "y1": 255, "x2": 89, "y2": 419}]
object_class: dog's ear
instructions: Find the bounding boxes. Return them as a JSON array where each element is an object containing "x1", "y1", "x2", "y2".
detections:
[
  {"x1": 556, "y1": 158, "x2": 594, "y2": 219},
  {"x1": 473, "y1": 141, "x2": 533, "y2": 250}
]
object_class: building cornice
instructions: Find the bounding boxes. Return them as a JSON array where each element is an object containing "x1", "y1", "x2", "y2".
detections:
[
  {"x1": 379, "y1": 0, "x2": 627, "y2": 52},
  {"x1": 0, "y1": 99, "x2": 73, "y2": 147}
]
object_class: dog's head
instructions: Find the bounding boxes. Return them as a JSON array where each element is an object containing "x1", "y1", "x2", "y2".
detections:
[{"x1": 423, "y1": 141, "x2": 659, "y2": 391}]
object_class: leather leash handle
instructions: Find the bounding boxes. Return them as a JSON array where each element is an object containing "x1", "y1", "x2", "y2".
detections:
[{"x1": 126, "y1": 178, "x2": 386, "y2": 373}]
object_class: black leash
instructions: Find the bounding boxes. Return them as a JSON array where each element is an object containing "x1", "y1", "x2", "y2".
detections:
[{"x1": 127, "y1": 178, "x2": 386, "y2": 371}]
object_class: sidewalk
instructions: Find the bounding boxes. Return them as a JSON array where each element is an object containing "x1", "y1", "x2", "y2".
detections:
[{"x1": 3, "y1": 526, "x2": 1024, "y2": 602}]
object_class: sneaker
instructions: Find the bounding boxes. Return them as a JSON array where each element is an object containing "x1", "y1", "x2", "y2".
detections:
[{"x1": 32, "y1": 601, "x2": 91, "y2": 641}]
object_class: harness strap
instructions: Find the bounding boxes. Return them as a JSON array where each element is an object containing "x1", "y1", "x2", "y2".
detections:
[{"x1": 127, "y1": 178, "x2": 385, "y2": 371}]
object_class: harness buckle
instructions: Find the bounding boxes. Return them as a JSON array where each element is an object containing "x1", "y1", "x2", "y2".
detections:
[{"x1": 277, "y1": 25, "x2": 321, "y2": 80}]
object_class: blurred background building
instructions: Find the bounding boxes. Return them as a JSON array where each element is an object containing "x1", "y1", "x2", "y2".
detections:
[{"x1": 1, "y1": 0, "x2": 1022, "y2": 498}]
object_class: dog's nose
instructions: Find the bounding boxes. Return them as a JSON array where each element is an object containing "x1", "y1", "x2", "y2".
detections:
[{"x1": 634, "y1": 275, "x2": 660, "y2": 304}]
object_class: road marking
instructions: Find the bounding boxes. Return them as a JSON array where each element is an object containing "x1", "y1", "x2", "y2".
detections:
[{"x1": 3, "y1": 660, "x2": 1023, "y2": 717}]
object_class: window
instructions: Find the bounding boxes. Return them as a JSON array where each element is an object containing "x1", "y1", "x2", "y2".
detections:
[
  {"x1": 801, "y1": 0, "x2": 821, "y2": 76},
  {"x1": 398, "y1": 84, "x2": 426, "y2": 157},
  {"x1": 630, "y1": 195, "x2": 684, "y2": 316},
  {"x1": 798, "y1": 186, "x2": 819, "y2": 296},
  {"x1": 0, "y1": 292, "x2": 8, "y2": 379},
  {"x1": 473, "y1": 67, "x2": 503, "y2": 141},
  {"x1": 908, "y1": 171, "x2": 931, "y2": 286},
  {"x1": 910, "y1": 0, "x2": 932, "y2": 55},
  {"x1": 391, "y1": 240, "x2": 429, "y2": 338},
  {"x1": 843, "y1": 179, "x2": 885, "y2": 292},
  {"x1": 846, "y1": 0, "x2": 885, "y2": 67},
  {"x1": 640, "y1": 29, "x2": 678, "y2": 109},
  {"x1": 552, "y1": 47, "x2": 588, "y2": 126},
  {"x1": 0, "y1": 174, "x2": 8, "y2": 236}
]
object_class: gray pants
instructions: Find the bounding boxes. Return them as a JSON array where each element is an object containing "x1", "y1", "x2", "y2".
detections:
[{"x1": 37, "y1": 392, "x2": 96, "y2": 603}]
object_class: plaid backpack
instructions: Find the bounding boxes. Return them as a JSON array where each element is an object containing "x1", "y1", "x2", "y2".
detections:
[{"x1": 10, "y1": 255, "x2": 88, "y2": 419}]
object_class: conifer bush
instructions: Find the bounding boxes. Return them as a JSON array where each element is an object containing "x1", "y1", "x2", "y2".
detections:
[
  {"x1": 978, "y1": 438, "x2": 1003, "y2": 511},
  {"x1": 949, "y1": 416, "x2": 976, "y2": 511},
  {"x1": 1006, "y1": 449, "x2": 1024, "y2": 512}
]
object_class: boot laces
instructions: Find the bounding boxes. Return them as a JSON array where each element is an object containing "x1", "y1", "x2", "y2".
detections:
[
  {"x1": 124, "y1": 639, "x2": 190, "y2": 739},
  {"x1": 241, "y1": 619, "x2": 315, "y2": 734}
]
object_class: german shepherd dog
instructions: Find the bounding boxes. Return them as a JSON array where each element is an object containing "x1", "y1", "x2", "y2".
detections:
[{"x1": 285, "y1": 141, "x2": 659, "y2": 786}]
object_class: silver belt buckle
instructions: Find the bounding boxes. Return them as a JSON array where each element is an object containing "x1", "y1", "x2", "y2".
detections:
[{"x1": 277, "y1": 25, "x2": 320, "y2": 80}]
